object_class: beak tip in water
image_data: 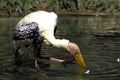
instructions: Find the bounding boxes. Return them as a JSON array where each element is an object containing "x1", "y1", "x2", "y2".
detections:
[{"x1": 85, "y1": 70, "x2": 90, "y2": 74}]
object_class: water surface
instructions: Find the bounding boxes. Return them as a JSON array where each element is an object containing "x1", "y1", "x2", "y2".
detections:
[{"x1": 0, "y1": 15, "x2": 120, "y2": 80}]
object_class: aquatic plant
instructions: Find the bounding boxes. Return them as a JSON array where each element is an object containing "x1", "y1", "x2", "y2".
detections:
[
  {"x1": 0, "y1": 0, "x2": 120, "y2": 17},
  {"x1": 0, "y1": 0, "x2": 42, "y2": 16}
]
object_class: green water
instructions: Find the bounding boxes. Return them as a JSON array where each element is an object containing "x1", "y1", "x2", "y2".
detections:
[{"x1": 0, "y1": 15, "x2": 120, "y2": 80}]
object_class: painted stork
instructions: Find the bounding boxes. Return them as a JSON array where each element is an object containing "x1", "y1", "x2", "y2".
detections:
[{"x1": 12, "y1": 10, "x2": 86, "y2": 70}]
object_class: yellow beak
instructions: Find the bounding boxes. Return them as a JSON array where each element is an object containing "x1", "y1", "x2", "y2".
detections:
[{"x1": 74, "y1": 50, "x2": 86, "y2": 68}]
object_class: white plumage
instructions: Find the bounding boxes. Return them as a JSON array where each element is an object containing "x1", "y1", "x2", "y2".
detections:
[{"x1": 17, "y1": 11, "x2": 69, "y2": 50}]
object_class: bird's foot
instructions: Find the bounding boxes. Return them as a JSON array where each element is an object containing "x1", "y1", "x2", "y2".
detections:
[
  {"x1": 61, "y1": 58, "x2": 75, "y2": 67},
  {"x1": 35, "y1": 66, "x2": 40, "y2": 71},
  {"x1": 61, "y1": 61, "x2": 67, "y2": 67}
]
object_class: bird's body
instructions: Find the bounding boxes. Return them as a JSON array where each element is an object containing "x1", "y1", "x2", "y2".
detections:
[
  {"x1": 13, "y1": 11, "x2": 69, "y2": 50},
  {"x1": 12, "y1": 10, "x2": 86, "y2": 70}
]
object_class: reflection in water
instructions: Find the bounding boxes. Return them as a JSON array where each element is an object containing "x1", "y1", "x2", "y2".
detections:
[{"x1": 0, "y1": 16, "x2": 120, "y2": 80}]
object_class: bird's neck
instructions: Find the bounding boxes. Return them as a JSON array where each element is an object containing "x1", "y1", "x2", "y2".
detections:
[{"x1": 44, "y1": 34, "x2": 70, "y2": 51}]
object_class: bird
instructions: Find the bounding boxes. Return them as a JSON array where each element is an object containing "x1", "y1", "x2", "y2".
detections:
[{"x1": 12, "y1": 10, "x2": 87, "y2": 70}]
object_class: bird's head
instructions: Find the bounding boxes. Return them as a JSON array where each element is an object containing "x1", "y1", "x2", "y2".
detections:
[{"x1": 68, "y1": 42, "x2": 86, "y2": 68}]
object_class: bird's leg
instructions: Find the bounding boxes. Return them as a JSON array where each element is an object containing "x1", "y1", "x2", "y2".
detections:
[
  {"x1": 50, "y1": 57, "x2": 64, "y2": 62},
  {"x1": 37, "y1": 41, "x2": 51, "y2": 60},
  {"x1": 37, "y1": 42, "x2": 64, "y2": 62},
  {"x1": 37, "y1": 44, "x2": 64, "y2": 63},
  {"x1": 12, "y1": 40, "x2": 19, "y2": 65},
  {"x1": 33, "y1": 44, "x2": 39, "y2": 70},
  {"x1": 13, "y1": 40, "x2": 17, "y2": 58},
  {"x1": 49, "y1": 57, "x2": 75, "y2": 67},
  {"x1": 37, "y1": 41, "x2": 43, "y2": 58},
  {"x1": 36, "y1": 41, "x2": 48, "y2": 59}
]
